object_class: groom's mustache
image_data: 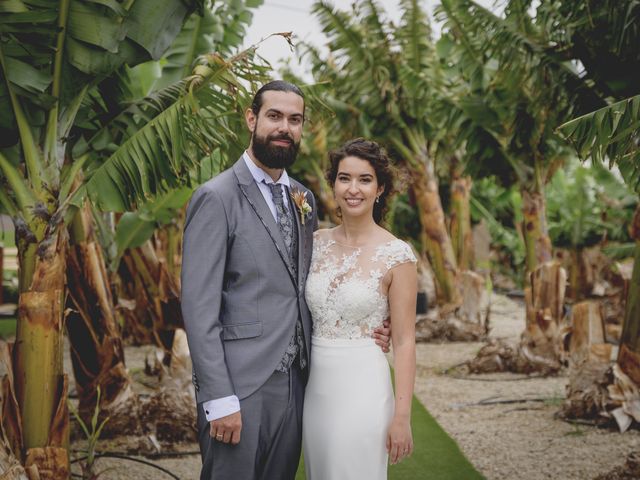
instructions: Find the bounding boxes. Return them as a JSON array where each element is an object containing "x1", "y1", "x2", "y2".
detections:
[{"x1": 268, "y1": 133, "x2": 294, "y2": 144}]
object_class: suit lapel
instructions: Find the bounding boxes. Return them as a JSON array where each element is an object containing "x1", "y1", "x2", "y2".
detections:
[
  {"x1": 289, "y1": 181, "x2": 306, "y2": 288},
  {"x1": 233, "y1": 159, "x2": 298, "y2": 289}
]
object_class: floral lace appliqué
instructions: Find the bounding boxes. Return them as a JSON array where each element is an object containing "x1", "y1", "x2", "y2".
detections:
[{"x1": 305, "y1": 233, "x2": 416, "y2": 339}]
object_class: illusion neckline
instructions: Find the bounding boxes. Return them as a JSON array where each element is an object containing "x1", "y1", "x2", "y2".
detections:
[{"x1": 324, "y1": 235, "x2": 398, "y2": 250}]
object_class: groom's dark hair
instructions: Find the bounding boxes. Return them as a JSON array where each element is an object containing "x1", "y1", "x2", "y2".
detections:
[{"x1": 251, "y1": 80, "x2": 305, "y2": 115}]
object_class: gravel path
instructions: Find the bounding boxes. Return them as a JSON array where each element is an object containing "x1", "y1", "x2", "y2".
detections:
[{"x1": 411, "y1": 294, "x2": 640, "y2": 480}]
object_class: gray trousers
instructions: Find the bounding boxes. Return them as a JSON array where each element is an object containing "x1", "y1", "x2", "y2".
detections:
[{"x1": 197, "y1": 363, "x2": 305, "y2": 480}]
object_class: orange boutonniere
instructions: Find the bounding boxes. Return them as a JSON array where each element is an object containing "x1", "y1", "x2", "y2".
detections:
[{"x1": 291, "y1": 188, "x2": 312, "y2": 225}]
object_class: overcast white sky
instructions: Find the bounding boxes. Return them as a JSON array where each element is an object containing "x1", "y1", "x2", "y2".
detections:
[{"x1": 242, "y1": 0, "x2": 497, "y2": 74}]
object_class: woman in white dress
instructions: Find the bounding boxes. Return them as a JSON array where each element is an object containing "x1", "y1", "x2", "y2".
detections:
[{"x1": 303, "y1": 138, "x2": 417, "y2": 479}]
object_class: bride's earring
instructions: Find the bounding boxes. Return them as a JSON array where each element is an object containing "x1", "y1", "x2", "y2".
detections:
[{"x1": 375, "y1": 196, "x2": 380, "y2": 204}]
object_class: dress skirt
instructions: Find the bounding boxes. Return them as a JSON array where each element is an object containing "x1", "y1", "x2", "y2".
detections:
[{"x1": 302, "y1": 336, "x2": 394, "y2": 480}]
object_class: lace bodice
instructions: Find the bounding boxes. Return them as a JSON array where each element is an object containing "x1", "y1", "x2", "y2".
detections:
[{"x1": 305, "y1": 230, "x2": 417, "y2": 339}]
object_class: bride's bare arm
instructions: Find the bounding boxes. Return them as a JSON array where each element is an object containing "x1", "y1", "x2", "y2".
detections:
[{"x1": 386, "y1": 262, "x2": 417, "y2": 464}]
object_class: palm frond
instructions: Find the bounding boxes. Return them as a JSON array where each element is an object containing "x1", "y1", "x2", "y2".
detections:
[
  {"x1": 156, "y1": 0, "x2": 263, "y2": 89},
  {"x1": 396, "y1": 0, "x2": 433, "y2": 74},
  {"x1": 113, "y1": 186, "x2": 193, "y2": 267},
  {"x1": 557, "y1": 94, "x2": 640, "y2": 194},
  {"x1": 536, "y1": 0, "x2": 640, "y2": 99},
  {"x1": 74, "y1": 52, "x2": 259, "y2": 212},
  {"x1": 311, "y1": 1, "x2": 408, "y2": 130}
]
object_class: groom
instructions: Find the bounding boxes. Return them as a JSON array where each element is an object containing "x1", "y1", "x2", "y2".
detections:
[{"x1": 181, "y1": 81, "x2": 389, "y2": 479}]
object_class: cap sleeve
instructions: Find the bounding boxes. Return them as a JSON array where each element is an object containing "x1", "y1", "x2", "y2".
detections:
[{"x1": 375, "y1": 240, "x2": 417, "y2": 270}]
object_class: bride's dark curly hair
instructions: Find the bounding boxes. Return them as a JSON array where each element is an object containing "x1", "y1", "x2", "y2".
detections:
[{"x1": 326, "y1": 138, "x2": 396, "y2": 224}]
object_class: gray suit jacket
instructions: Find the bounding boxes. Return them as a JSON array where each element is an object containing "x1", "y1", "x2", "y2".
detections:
[{"x1": 181, "y1": 157, "x2": 317, "y2": 404}]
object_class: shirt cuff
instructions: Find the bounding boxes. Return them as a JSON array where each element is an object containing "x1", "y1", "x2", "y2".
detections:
[{"x1": 202, "y1": 395, "x2": 240, "y2": 422}]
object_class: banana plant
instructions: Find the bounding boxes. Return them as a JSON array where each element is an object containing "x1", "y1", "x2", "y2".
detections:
[
  {"x1": 558, "y1": 94, "x2": 640, "y2": 390},
  {"x1": 546, "y1": 161, "x2": 636, "y2": 299},
  {"x1": 536, "y1": 0, "x2": 640, "y2": 102},
  {"x1": 434, "y1": 0, "x2": 590, "y2": 275}
]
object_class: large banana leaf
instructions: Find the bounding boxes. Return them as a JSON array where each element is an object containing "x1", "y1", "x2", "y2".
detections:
[
  {"x1": 557, "y1": 94, "x2": 640, "y2": 194},
  {"x1": 0, "y1": 0, "x2": 202, "y2": 212},
  {"x1": 60, "y1": 0, "x2": 269, "y2": 283},
  {"x1": 114, "y1": 186, "x2": 193, "y2": 263},
  {"x1": 0, "y1": 0, "x2": 202, "y2": 145},
  {"x1": 74, "y1": 51, "x2": 262, "y2": 212},
  {"x1": 154, "y1": 0, "x2": 263, "y2": 90},
  {"x1": 536, "y1": 0, "x2": 640, "y2": 100},
  {"x1": 432, "y1": 0, "x2": 580, "y2": 190}
]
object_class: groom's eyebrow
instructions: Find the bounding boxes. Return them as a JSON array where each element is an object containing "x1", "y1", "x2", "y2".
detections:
[{"x1": 265, "y1": 108, "x2": 303, "y2": 118}]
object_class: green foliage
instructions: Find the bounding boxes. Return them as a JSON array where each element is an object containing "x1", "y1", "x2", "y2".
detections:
[
  {"x1": 388, "y1": 192, "x2": 422, "y2": 253},
  {"x1": 69, "y1": 386, "x2": 111, "y2": 479},
  {"x1": 536, "y1": 0, "x2": 640, "y2": 100},
  {"x1": 434, "y1": 0, "x2": 580, "y2": 191},
  {"x1": 558, "y1": 95, "x2": 640, "y2": 194},
  {"x1": 470, "y1": 176, "x2": 525, "y2": 279},
  {"x1": 546, "y1": 161, "x2": 637, "y2": 249},
  {"x1": 112, "y1": 186, "x2": 193, "y2": 268},
  {"x1": 69, "y1": 46, "x2": 269, "y2": 213},
  {"x1": 0, "y1": 0, "x2": 203, "y2": 146},
  {"x1": 603, "y1": 242, "x2": 637, "y2": 260},
  {"x1": 306, "y1": 0, "x2": 440, "y2": 154},
  {"x1": 64, "y1": 0, "x2": 270, "y2": 215},
  {"x1": 147, "y1": 0, "x2": 264, "y2": 91}
]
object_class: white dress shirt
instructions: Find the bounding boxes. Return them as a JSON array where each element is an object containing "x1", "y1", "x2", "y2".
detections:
[{"x1": 202, "y1": 151, "x2": 291, "y2": 422}]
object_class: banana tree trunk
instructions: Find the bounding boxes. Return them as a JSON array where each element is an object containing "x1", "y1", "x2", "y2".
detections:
[
  {"x1": 118, "y1": 237, "x2": 182, "y2": 354},
  {"x1": 617, "y1": 205, "x2": 640, "y2": 386},
  {"x1": 117, "y1": 235, "x2": 195, "y2": 441},
  {"x1": 568, "y1": 300, "x2": 609, "y2": 364},
  {"x1": 450, "y1": 174, "x2": 474, "y2": 271},
  {"x1": 66, "y1": 204, "x2": 140, "y2": 436},
  {"x1": 13, "y1": 225, "x2": 70, "y2": 478},
  {"x1": 520, "y1": 260, "x2": 567, "y2": 373},
  {"x1": 568, "y1": 247, "x2": 591, "y2": 301},
  {"x1": 412, "y1": 166, "x2": 460, "y2": 305},
  {"x1": 521, "y1": 188, "x2": 553, "y2": 273},
  {"x1": 155, "y1": 221, "x2": 182, "y2": 286}
]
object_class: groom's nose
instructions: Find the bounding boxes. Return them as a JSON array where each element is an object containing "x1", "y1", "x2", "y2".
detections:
[{"x1": 276, "y1": 118, "x2": 292, "y2": 133}]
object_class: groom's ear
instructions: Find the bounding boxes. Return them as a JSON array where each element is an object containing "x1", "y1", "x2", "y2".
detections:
[{"x1": 245, "y1": 108, "x2": 257, "y2": 132}]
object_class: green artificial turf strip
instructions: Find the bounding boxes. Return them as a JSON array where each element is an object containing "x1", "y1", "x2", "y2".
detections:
[
  {"x1": 296, "y1": 393, "x2": 484, "y2": 479},
  {"x1": 0, "y1": 318, "x2": 16, "y2": 338}
]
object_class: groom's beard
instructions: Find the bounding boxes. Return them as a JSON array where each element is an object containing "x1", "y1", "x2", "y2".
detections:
[{"x1": 251, "y1": 129, "x2": 300, "y2": 170}]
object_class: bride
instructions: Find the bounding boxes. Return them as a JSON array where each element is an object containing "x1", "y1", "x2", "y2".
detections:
[{"x1": 303, "y1": 138, "x2": 417, "y2": 479}]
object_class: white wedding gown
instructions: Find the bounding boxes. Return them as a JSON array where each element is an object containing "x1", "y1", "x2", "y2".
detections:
[{"x1": 302, "y1": 229, "x2": 416, "y2": 480}]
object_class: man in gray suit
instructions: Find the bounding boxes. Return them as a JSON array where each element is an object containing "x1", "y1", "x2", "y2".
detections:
[{"x1": 181, "y1": 81, "x2": 390, "y2": 479}]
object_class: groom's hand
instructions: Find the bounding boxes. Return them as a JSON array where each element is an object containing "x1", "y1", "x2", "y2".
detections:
[
  {"x1": 210, "y1": 411, "x2": 242, "y2": 445},
  {"x1": 373, "y1": 318, "x2": 392, "y2": 353}
]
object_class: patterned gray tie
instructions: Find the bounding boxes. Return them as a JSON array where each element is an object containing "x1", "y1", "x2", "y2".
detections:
[{"x1": 267, "y1": 182, "x2": 294, "y2": 258}]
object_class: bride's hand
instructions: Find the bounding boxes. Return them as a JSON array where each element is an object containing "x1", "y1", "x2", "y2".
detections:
[
  {"x1": 386, "y1": 415, "x2": 413, "y2": 465},
  {"x1": 373, "y1": 318, "x2": 392, "y2": 353}
]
